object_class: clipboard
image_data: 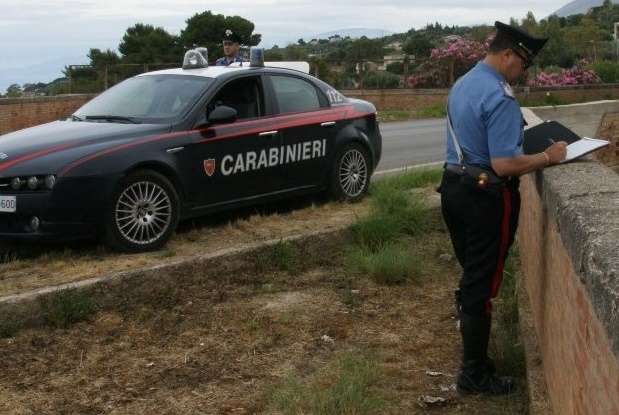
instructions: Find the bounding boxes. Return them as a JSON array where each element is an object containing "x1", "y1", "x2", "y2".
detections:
[{"x1": 523, "y1": 120, "x2": 609, "y2": 163}]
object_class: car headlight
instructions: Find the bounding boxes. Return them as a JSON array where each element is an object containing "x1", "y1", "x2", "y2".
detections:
[
  {"x1": 5, "y1": 175, "x2": 56, "y2": 191},
  {"x1": 10, "y1": 177, "x2": 21, "y2": 190},
  {"x1": 43, "y1": 175, "x2": 56, "y2": 190},
  {"x1": 27, "y1": 176, "x2": 38, "y2": 190}
]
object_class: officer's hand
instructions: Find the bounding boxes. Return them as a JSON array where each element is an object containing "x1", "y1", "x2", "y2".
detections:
[{"x1": 545, "y1": 141, "x2": 568, "y2": 164}]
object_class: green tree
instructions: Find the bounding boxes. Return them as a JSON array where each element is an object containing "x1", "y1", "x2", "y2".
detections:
[
  {"x1": 282, "y1": 45, "x2": 308, "y2": 61},
  {"x1": 180, "y1": 11, "x2": 260, "y2": 62},
  {"x1": 468, "y1": 25, "x2": 494, "y2": 43},
  {"x1": 88, "y1": 48, "x2": 121, "y2": 68},
  {"x1": 520, "y1": 11, "x2": 539, "y2": 36},
  {"x1": 264, "y1": 49, "x2": 284, "y2": 61},
  {"x1": 309, "y1": 58, "x2": 336, "y2": 86},
  {"x1": 563, "y1": 18, "x2": 602, "y2": 61},
  {"x1": 402, "y1": 35, "x2": 433, "y2": 58},
  {"x1": 119, "y1": 24, "x2": 183, "y2": 64},
  {"x1": 6, "y1": 84, "x2": 22, "y2": 98},
  {"x1": 539, "y1": 15, "x2": 567, "y2": 68},
  {"x1": 345, "y1": 37, "x2": 385, "y2": 61}
]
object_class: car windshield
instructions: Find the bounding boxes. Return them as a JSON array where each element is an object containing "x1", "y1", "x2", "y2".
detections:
[{"x1": 73, "y1": 74, "x2": 214, "y2": 123}]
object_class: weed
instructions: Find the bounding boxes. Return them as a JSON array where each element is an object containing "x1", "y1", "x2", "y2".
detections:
[
  {"x1": 491, "y1": 247, "x2": 527, "y2": 378},
  {"x1": 256, "y1": 240, "x2": 297, "y2": 273},
  {"x1": 0, "y1": 318, "x2": 17, "y2": 338},
  {"x1": 37, "y1": 289, "x2": 95, "y2": 328},
  {"x1": 350, "y1": 214, "x2": 402, "y2": 252}
]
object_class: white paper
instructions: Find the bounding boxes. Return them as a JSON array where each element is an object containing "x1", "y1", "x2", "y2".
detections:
[{"x1": 564, "y1": 137, "x2": 609, "y2": 162}]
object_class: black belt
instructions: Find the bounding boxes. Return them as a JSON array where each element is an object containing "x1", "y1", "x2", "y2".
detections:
[
  {"x1": 444, "y1": 164, "x2": 466, "y2": 175},
  {"x1": 444, "y1": 164, "x2": 511, "y2": 184}
]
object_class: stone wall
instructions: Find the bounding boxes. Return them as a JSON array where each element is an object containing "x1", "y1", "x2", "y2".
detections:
[{"x1": 519, "y1": 105, "x2": 619, "y2": 414}]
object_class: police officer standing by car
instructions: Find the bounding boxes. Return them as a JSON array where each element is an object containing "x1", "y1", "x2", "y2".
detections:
[
  {"x1": 439, "y1": 21, "x2": 568, "y2": 395},
  {"x1": 215, "y1": 30, "x2": 245, "y2": 66}
]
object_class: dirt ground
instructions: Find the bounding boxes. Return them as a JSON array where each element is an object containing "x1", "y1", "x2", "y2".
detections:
[{"x1": 0, "y1": 194, "x2": 529, "y2": 414}]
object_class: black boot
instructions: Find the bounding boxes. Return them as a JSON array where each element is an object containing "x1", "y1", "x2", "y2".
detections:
[{"x1": 456, "y1": 312, "x2": 516, "y2": 395}]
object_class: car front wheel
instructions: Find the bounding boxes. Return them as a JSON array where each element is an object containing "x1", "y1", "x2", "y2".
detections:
[
  {"x1": 105, "y1": 170, "x2": 179, "y2": 253},
  {"x1": 328, "y1": 143, "x2": 371, "y2": 202}
]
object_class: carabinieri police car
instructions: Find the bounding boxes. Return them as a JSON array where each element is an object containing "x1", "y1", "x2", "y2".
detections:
[{"x1": 0, "y1": 48, "x2": 382, "y2": 252}]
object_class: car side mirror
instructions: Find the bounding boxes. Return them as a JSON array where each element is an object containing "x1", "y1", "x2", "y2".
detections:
[{"x1": 207, "y1": 105, "x2": 237, "y2": 124}]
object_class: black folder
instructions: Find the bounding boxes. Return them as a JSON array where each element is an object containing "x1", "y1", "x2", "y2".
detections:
[{"x1": 523, "y1": 120, "x2": 609, "y2": 163}]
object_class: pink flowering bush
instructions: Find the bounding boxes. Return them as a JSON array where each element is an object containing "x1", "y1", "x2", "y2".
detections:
[
  {"x1": 408, "y1": 37, "x2": 488, "y2": 88},
  {"x1": 408, "y1": 37, "x2": 602, "y2": 88},
  {"x1": 528, "y1": 60, "x2": 601, "y2": 86}
]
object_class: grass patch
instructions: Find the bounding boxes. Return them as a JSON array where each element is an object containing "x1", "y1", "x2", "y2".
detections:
[
  {"x1": 350, "y1": 214, "x2": 403, "y2": 252},
  {"x1": 37, "y1": 289, "x2": 95, "y2": 328},
  {"x1": 267, "y1": 352, "x2": 387, "y2": 414},
  {"x1": 416, "y1": 104, "x2": 447, "y2": 118},
  {"x1": 256, "y1": 239, "x2": 298, "y2": 273},
  {"x1": 377, "y1": 105, "x2": 447, "y2": 121},
  {"x1": 377, "y1": 109, "x2": 413, "y2": 122},
  {"x1": 347, "y1": 168, "x2": 439, "y2": 280},
  {"x1": 345, "y1": 243, "x2": 422, "y2": 285},
  {"x1": 377, "y1": 167, "x2": 442, "y2": 189},
  {"x1": 491, "y1": 247, "x2": 527, "y2": 379}
]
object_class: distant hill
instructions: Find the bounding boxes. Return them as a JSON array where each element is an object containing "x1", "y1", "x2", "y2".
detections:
[{"x1": 552, "y1": 0, "x2": 619, "y2": 17}]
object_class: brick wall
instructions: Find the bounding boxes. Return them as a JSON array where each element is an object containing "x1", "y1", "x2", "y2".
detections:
[
  {"x1": 340, "y1": 84, "x2": 619, "y2": 112},
  {"x1": 519, "y1": 108, "x2": 619, "y2": 414},
  {"x1": 2, "y1": 85, "x2": 619, "y2": 135},
  {"x1": 0, "y1": 95, "x2": 94, "y2": 135}
]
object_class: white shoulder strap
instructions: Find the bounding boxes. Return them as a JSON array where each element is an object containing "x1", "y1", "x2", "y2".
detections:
[{"x1": 446, "y1": 107, "x2": 464, "y2": 165}]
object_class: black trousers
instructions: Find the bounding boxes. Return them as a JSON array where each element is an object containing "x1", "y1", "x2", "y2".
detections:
[{"x1": 439, "y1": 171, "x2": 520, "y2": 317}]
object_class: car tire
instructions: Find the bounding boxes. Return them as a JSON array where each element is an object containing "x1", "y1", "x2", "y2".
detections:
[
  {"x1": 105, "y1": 170, "x2": 180, "y2": 253},
  {"x1": 327, "y1": 143, "x2": 370, "y2": 202}
]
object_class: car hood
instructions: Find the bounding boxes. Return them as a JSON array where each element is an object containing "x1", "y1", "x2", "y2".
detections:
[{"x1": 0, "y1": 120, "x2": 172, "y2": 176}]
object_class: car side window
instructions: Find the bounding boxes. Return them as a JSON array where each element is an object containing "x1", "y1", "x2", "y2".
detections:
[
  {"x1": 208, "y1": 77, "x2": 264, "y2": 120},
  {"x1": 271, "y1": 76, "x2": 322, "y2": 114}
]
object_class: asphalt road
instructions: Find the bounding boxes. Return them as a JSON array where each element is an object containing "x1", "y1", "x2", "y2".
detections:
[{"x1": 376, "y1": 118, "x2": 446, "y2": 172}]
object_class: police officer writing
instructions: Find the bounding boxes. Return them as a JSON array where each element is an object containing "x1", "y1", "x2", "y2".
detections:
[
  {"x1": 439, "y1": 21, "x2": 567, "y2": 395},
  {"x1": 215, "y1": 30, "x2": 245, "y2": 66}
]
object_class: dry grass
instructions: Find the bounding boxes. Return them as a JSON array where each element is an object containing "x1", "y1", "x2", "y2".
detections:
[{"x1": 0, "y1": 190, "x2": 529, "y2": 414}]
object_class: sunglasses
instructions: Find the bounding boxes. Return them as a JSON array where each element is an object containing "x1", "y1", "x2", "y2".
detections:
[{"x1": 510, "y1": 48, "x2": 532, "y2": 70}]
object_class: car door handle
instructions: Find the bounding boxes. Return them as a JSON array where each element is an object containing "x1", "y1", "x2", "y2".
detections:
[
  {"x1": 166, "y1": 147, "x2": 184, "y2": 154},
  {"x1": 259, "y1": 130, "x2": 278, "y2": 137},
  {"x1": 321, "y1": 121, "x2": 336, "y2": 127}
]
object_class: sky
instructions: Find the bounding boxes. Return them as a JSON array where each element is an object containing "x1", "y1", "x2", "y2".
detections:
[{"x1": 0, "y1": 0, "x2": 572, "y2": 92}]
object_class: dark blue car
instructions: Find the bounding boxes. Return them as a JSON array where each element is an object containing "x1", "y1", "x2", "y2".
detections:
[{"x1": 0, "y1": 51, "x2": 382, "y2": 252}]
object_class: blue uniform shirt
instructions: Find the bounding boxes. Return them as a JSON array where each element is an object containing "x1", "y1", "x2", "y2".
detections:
[
  {"x1": 445, "y1": 61, "x2": 524, "y2": 167},
  {"x1": 215, "y1": 55, "x2": 245, "y2": 66}
]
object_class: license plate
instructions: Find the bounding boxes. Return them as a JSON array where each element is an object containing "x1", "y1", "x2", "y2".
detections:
[{"x1": 0, "y1": 195, "x2": 16, "y2": 212}]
